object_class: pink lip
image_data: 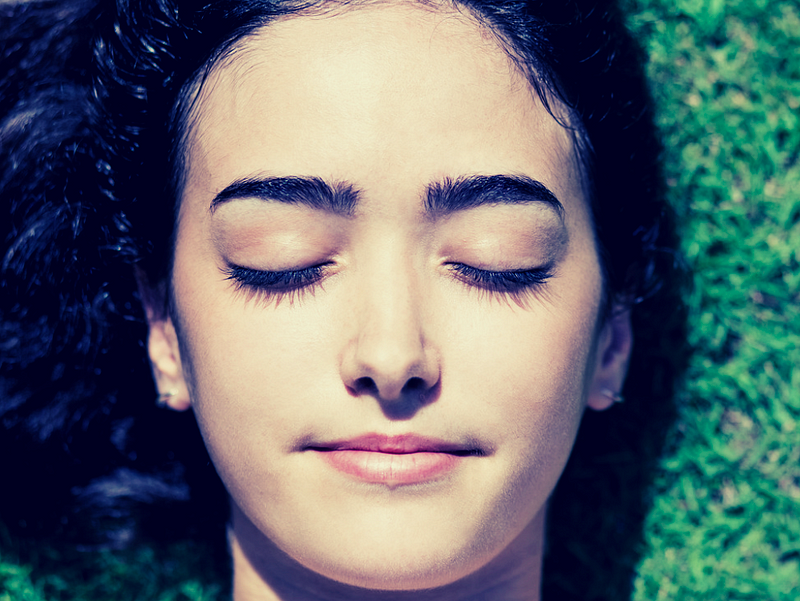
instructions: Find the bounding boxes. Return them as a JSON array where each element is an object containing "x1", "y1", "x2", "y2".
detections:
[{"x1": 307, "y1": 434, "x2": 480, "y2": 486}]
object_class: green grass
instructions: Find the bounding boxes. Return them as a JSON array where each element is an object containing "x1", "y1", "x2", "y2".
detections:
[
  {"x1": 0, "y1": 533, "x2": 227, "y2": 601},
  {"x1": 2, "y1": 0, "x2": 799, "y2": 598},
  {"x1": 624, "y1": 0, "x2": 800, "y2": 598}
]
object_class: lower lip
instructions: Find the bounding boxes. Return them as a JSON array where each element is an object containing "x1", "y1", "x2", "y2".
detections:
[{"x1": 317, "y1": 450, "x2": 462, "y2": 485}]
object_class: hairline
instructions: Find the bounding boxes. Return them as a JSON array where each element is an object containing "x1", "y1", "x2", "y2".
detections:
[{"x1": 171, "y1": 0, "x2": 593, "y2": 197}]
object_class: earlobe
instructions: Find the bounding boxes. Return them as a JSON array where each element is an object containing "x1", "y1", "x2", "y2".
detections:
[
  {"x1": 135, "y1": 267, "x2": 191, "y2": 411},
  {"x1": 587, "y1": 307, "x2": 633, "y2": 411},
  {"x1": 146, "y1": 316, "x2": 192, "y2": 411}
]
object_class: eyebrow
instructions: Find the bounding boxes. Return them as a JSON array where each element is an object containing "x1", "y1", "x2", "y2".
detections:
[
  {"x1": 424, "y1": 175, "x2": 564, "y2": 221},
  {"x1": 210, "y1": 176, "x2": 360, "y2": 216},
  {"x1": 210, "y1": 174, "x2": 564, "y2": 220}
]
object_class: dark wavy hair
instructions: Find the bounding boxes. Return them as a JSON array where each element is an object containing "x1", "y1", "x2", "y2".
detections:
[{"x1": 0, "y1": 0, "x2": 686, "y2": 597}]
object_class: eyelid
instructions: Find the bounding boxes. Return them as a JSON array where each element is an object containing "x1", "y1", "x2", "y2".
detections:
[
  {"x1": 222, "y1": 262, "x2": 334, "y2": 305},
  {"x1": 436, "y1": 206, "x2": 570, "y2": 272}
]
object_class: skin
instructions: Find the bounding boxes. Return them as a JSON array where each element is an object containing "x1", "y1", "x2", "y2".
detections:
[{"x1": 143, "y1": 3, "x2": 633, "y2": 599}]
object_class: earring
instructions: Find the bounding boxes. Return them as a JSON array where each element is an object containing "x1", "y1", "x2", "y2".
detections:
[
  {"x1": 600, "y1": 388, "x2": 624, "y2": 404},
  {"x1": 156, "y1": 390, "x2": 177, "y2": 407}
]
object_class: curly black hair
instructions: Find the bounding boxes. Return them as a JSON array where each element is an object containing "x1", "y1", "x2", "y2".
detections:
[{"x1": 0, "y1": 0, "x2": 686, "y2": 597}]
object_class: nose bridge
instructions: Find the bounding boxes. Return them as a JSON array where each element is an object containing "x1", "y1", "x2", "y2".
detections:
[
  {"x1": 342, "y1": 235, "x2": 438, "y2": 402},
  {"x1": 360, "y1": 257, "x2": 420, "y2": 368}
]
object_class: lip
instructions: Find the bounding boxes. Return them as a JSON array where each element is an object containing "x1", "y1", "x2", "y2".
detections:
[{"x1": 305, "y1": 434, "x2": 482, "y2": 486}]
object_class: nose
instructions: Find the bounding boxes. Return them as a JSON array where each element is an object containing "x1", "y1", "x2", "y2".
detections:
[{"x1": 340, "y1": 270, "x2": 440, "y2": 417}]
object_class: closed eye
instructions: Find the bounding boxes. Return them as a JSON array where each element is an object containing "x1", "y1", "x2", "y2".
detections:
[
  {"x1": 447, "y1": 263, "x2": 553, "y2": 305},
  {"x1": 222, "y1": 262, "x2": 332, "y2": 305},
  {"x1": 221, "y1": 261, "x2": 553, "y2": 307}
]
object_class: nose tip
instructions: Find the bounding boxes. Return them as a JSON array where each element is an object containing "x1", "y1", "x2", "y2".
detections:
[
  {"x1": 344, "y1": 341, "x2": 439, "y2": 398},
  {"x1": 340, "y1": 323, "x2": 440, "y2": 416}
]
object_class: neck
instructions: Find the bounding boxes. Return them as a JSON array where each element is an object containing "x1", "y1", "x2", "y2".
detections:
[{"x1": 229, "y1": 505, "x2": 544, "y2": 601}]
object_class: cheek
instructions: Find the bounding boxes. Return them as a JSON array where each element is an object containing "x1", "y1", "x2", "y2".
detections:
[
  {"x1": 175, "y1": 294, "x2": 335, "y2": 436},
  {"x1": 443, "y1": 297, "x2": 597, "y2": 450}
]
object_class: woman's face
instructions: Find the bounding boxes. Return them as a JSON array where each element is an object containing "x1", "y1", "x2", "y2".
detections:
[{"x1": 147, "y1": 2, "x2": 630, "y2": 593}]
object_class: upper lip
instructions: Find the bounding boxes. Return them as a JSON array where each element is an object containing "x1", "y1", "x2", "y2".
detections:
[{"x1": 304, "y1": 433, "x2": 484, "y2": 456}]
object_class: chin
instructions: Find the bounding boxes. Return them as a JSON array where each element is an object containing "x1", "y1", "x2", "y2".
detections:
[
  {"x1": 277, "y1": 508, "x2": 529, "y2": 593},
  {"x1": 303, "y1": 553, "x2": 480, "y2": 592}
]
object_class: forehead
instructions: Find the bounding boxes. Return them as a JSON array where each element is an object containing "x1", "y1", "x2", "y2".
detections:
[{"x1": 181, "y1": 2, "x2": 581, "y2": 208}]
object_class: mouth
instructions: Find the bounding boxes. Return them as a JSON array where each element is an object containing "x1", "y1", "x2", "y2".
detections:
[{"x1": 304, "y1": 434, "x2": 485, "y2": 486}]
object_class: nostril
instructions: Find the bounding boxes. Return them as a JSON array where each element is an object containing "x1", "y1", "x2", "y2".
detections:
[
  {"x1": 402, "y1": 377, "x2": 426, "y2": 393},
  {"x1": 353, "y1": 376, "x2": 378, "y2": 395}
]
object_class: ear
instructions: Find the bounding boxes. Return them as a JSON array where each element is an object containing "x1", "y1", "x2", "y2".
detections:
[
  {"x1": 135, "y1": 267, "x2": 191, "y2": 411},
  {"x1": 586, "y1": 306, "x2": 633, "y2": 411}
]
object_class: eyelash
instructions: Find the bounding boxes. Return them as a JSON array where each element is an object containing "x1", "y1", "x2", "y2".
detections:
[
  {"x1": 223, "y1": 262, "x2": 553, "y2": 305},
  {"x1": 223, "y1": 263, "x2": 332, "y2": 305},
  {"x1": 446, "y1": 263, "x2": 553, "y2": 293}
]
